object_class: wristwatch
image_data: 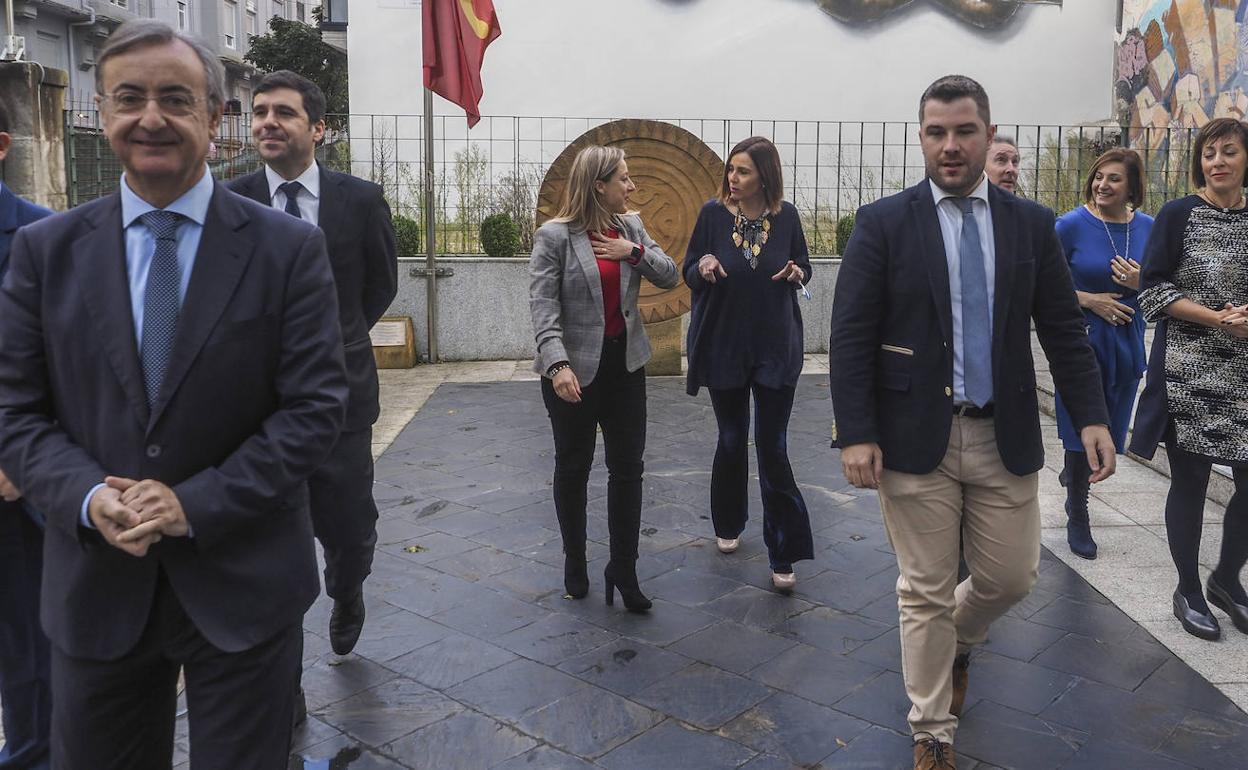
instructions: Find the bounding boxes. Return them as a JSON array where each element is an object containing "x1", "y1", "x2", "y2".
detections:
[{"x1": 629, "y1": 244, "x2": 642, "y2": 261}]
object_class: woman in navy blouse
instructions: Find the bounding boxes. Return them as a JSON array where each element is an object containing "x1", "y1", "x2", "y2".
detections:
[
  {"x1": 1053, "y1": 149, "x2": 1153, "y2": 560},
  {"x1": 684, "y1": 136, "x2": 814, "y2": 592}
]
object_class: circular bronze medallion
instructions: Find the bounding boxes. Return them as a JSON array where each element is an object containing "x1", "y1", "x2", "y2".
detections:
[{"x1": 536, "y1": 119, "x2": 723, "y2": 323}]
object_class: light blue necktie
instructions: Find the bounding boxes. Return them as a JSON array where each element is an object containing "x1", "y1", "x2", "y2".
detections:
[
  {"x1": 955, "y1": 198, "x2": 992, "y2": 407},
  {"x1": 139, "y1": 210, "x2": 184, "y2": 408},
  {"x1": 278, "y1": 181, "x2": 304, "y2": 219}
]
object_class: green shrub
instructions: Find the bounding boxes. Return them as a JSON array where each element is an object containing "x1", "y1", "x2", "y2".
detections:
[
  {"x1": 835, "y1": 214, "x2": 856, "y2": 255},
  {"x1": 392, "y1": 214, "x2": 422, "y2": 257},
  {"x1": 480, "y1": 213, "x2": 521, "y2": 258}
]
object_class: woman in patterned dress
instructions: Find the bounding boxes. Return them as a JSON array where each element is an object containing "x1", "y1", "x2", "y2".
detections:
[{"x1": 1132, "y1": 117, "x2": 1248, "y2": 641}]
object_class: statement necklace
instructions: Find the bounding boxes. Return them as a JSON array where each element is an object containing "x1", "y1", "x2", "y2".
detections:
[
  {"x1": 1093, "y1": 204, "x2": 1130, "y2": 263},
  {"x1": 732, "y1": 206, "x2": 770, "y2": 269}
]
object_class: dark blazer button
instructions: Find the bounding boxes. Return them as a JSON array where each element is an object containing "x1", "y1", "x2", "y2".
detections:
[
  {"x1": 624, "y1": 310, "x2": 630, "y2": 318},
  {"x1": 146, "y1": 444, "x2": 162, "y2": 459}
]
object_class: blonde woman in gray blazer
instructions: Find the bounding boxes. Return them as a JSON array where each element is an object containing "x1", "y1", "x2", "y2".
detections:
[{"x1": 529, "y1": 145, "x2": 678, "y2": 611}]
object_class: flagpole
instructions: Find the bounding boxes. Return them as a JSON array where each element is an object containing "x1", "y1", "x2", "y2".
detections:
[{"x1": 423, "y1": 86, "x2": 438, "y2": 364}]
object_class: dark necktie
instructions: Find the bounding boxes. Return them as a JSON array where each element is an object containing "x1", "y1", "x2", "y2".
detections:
[
  {"x1": 139, "y1": 210, "x2": 185, "y2": 409},
  {"x1": 278, "y1": 181, "x2": 304, "y2": 219},
  {"x1": 954, "y1": 197, "x2": 992, "y2": 407}
]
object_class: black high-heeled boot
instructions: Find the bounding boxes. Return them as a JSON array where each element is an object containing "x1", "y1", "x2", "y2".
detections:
[
  {"x1": 604, "y1": 560, "x2": 651, "y2": 612},
  {"x1": 563, "y1": 552, "x2": 588, "y2": 599},
  {"x1": 1060, "y1": 450, "x2": 1097, "y2": 559}
]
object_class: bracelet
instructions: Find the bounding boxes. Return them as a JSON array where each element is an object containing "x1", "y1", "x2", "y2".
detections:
[{"x1": 547, "y1": 362, "x2": 570, "y2": 378}]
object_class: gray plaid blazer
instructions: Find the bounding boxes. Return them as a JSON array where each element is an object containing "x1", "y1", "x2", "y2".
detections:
[{"x1": 529, "y1": 215, "x2": 679, "y2": 386}]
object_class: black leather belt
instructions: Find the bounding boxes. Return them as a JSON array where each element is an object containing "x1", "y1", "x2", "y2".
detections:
[{"x1": 953, "y1": 403, "x2": 994, "y2": 418}]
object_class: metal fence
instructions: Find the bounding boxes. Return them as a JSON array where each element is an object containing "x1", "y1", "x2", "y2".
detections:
[{"x1": 64, "y1": 111, "x2": 1199, "y2": 255}]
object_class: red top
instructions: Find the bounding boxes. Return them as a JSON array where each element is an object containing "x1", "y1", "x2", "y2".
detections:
[{"x1": 598, "y1": 227, "x2": 627, "y2": 338}]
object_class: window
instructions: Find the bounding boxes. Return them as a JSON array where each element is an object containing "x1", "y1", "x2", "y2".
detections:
[
  {"x1": 247, "y1": 10, "x2": 256, "y2": 36},
  {"x1": 223, "y1": 0, "x2": 237, "y2": 48},
  {"x1": 177, "y1": 1, "x2": 188, "y2": 31},
  {"x1": 109, "y1": 0, "x2": 128, "y2": 8},
  {"x1": 296, "y1": 1, "x2": 306, "y2": 23}
]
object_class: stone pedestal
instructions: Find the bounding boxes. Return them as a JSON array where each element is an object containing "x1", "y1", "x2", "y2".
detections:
[
  {"x1": 0, "y1": 62, "x2": 68, "y2": 211},
  {"x1": 645, "y1": 316, "x2": 683, "y2": 376}
]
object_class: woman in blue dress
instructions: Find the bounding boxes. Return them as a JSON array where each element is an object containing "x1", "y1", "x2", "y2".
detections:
[{"x1": 1054, "y1": 148, "x2": 1152, "y2": 559}]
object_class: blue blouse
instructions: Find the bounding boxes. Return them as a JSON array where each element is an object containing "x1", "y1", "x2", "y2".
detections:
[{"x1": 1055, "y1": 205, "x2": 1153, "y2": 387}]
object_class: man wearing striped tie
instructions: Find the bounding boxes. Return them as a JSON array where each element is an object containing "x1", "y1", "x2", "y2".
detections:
[
  {"x1": 0, "y1": 19, "x2": 348, "y2": 769},
  {"x1": 228, "y1": 71, "x2": 398, "y2": 668},
  {"x1": 830, "y1": 75, "x2": 1117, "y2": 770}
]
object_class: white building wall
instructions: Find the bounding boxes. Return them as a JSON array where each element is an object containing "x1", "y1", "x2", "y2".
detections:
[{"x1": 349, "y1": 0, "x2": 1117, "y2": 125}]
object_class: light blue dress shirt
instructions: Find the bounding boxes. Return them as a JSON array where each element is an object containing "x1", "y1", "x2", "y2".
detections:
[
  {"x1": 265, "y1": 161, "x2": 321, "y2": 224},
  {"x1": 930, "y1": 175, "x2": 996, "y2": 405},
  {"x1": 80, "y1": 168, "x2": 215, "y2": 529}
]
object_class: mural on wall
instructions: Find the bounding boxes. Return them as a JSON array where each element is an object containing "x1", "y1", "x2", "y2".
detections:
[
  {"x1": 1117, "y1": 0, "x2": 1248, "y2": 148},
  {"x1": 815, "y1": 0, "x2": 1063, "y2": 29}
]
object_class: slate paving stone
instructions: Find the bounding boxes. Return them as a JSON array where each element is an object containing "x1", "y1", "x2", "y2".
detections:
[
  {"x1": 386, "y1": 633, "x2": 518, "y2": 691},
  {"x1": 638, "y1": 566, "x2": 743, "y2": 607},
  {"x1": 749, "y1": 643, "x2": 883, "y2": 707},
  {"x1": 345, "y1": 609, "x2": 453, "y2": 663},
  {"x1": 495, "y1": 612, "x2": 618, "y2": 665},
  {"x1": 516, "y1": 686, "x2": 663, "y2": 758},
  {"x1": 557, "y1": 637, "x2": 694, "y2": 697},
  {"x1": 385, "y1": 711, "x2": 536, "y2": 769},
  {"x1": 977, "y1": 612, "x2": 1068, "y2": 662},
  {"x1": 1061, "y1": 738, "x2": 1196, "y2": 770},
  {"x1": 832, "y1": 670, "x2": 913, "y2": 733},
  {"x1": 428, "y1": 587, "x2": 550, "y2": 638},
  {"x1": 719, "y1": 691, "x2": 871, "y2": 766},
  {"x1": 964, "y1": 652, "x2": 1077, "y2": 715},
  {"x1": 1040, "y1": 679, "x2": 1182, "y2": 750},
  {"x1": 956, "y1": 701, "x2": 1081, "y2": 770},
  {"x1": 446, "y1": 658, "x2": 588, "y2": 722},
  {"x1": 1157, "y1": 710, "x2": 1248, "y2": 769},
  {"x1": 769, "y1": 606, "x2": 893, "y2": 654},
  {"x1": 278, "y1": 378, "x2": 1248, "y2": 769},
  {"x1": 315, "y1": 678, "x2": 462, "y2": 746},
  {"x1": 490, "y1": 745, "x2": 600, "y2": 770},
  {"x1": 831, "y1": 724, "x2": 922, "y2": 770},
  {"x1": 1034, "y1": 632, "x2": 1169, "y2": 690},
  {"x1": 597, "y1": 719, "x2": 756, "y2": 769},
  {"x1": 667, "y1": 620, "x2": 796, "y2": 675},
  {"x1": 701, "y1": 585, "x2": 817, "y2": 630},
  {"x1": 632, "y1": 662, "x2": 773, "y2": 729}
]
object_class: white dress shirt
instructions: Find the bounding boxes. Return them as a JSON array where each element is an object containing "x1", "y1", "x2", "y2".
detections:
[
  {"x1": 265, "y1": 161, "x2": 321, "y2": 225},
  {"x1": 930, "y1": 174, "x2": 996, "y2": 405}
]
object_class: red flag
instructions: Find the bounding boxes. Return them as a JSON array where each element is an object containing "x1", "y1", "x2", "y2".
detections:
[{"x1": 422, "y1": 0, "x2": 501, "y2": 127}]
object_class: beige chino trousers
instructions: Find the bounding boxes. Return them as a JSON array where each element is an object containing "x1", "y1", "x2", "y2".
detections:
[{"x1": 876, "y1": 414, "x2": 1041, "y2": 744}]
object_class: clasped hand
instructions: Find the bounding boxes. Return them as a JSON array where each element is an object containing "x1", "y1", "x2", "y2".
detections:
[
  {"x1": 1216, "y1": 302, "x2": 1248, "y2": 339},
  {"x1": 88, "y1": 476, "x2": 189, "y2": 557},
  {"x1": 590, "y1": 232, "x2": 635, "y2": 261},
  {"x1": 1109, "y1": 256, "x2": 1141, "y2": 291}
]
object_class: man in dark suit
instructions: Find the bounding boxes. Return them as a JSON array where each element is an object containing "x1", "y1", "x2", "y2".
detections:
[
  {"x1": 0, "y1": 118, "x2": 55, "y2": 770},
  {"x1": 830, "y1": 75, "x2": 1115, "y2": 770},
  {"x1": 227, "y1": 70, "x2": 397, "y2": 656},
  {"x1": 0, "y1": 20, "x2": 347, "y2": 769}
]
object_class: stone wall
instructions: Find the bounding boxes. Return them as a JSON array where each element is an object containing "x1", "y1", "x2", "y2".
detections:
[{"x1": 0, "y1": 62, "x2": 68, "y2": 211}]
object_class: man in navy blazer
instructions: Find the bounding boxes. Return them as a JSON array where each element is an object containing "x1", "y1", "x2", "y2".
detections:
[
  {"x1": 0, "y1": 21, "x2": 347, "y2": 769},
  {"x1": 0, "y1": 122, "x2": 55, "y2": 770},
  {"x1": 830, "y1": 76, "x2": 1114, "y2": 769},
  {"x1": 227, "y1": 70, "x2": 397, "y2": 660}
]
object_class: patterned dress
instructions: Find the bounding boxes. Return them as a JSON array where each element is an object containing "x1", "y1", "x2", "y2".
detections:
[{"x1": 1135, "y1": 196, "x2": 1248, "y2": 464}]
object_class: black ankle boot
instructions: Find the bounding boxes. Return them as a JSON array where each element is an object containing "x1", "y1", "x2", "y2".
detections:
[
  {"x1": 564, "y1": 553, "x2": 588, "y2": 599},
  {"x1": 604, "y1": 560, "x2": 651, "y2": 612},
  {"x1": 1061, "y1": 450, "x2": 1097, "y2": 560}
]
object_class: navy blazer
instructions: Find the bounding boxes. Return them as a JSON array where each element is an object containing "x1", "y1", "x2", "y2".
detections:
[
  {"x1": 228, "y1": 167, "x2": 397, "y2": 432},
  {"x1": 0, "y1": 183, "x2": 349, "y2": 659},
  {"x1": 0, "y1": 185, "x2": 53, "y2": 528},
  {"x1": 830, "y1": 181, "x2": 1108, "y2": 476}
]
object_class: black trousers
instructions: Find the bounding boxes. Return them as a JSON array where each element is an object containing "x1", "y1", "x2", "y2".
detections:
[
  {"x1": 0, "y1": 504, "x2": 50, "y2": 770},
  {"x1": 50, "y1": 574, "x2": 301, "y2": 770},
  {"x1": 308, "y1": 427, "x2": 379, "y2": 601},
  {"x1": 541, "y1": 338, "x2": 646, "y2": 562},
  {"x1": 708, "y1": 382, "x2": 814, "y2": 569}
]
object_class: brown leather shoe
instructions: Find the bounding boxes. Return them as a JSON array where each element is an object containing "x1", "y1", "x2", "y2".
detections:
[
  {"x1": 950, "y1": 652, "x2": 970, "y2": 717},
  {"x1": 913, "y1": 732, "x2": 956, "y2": 769}
]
